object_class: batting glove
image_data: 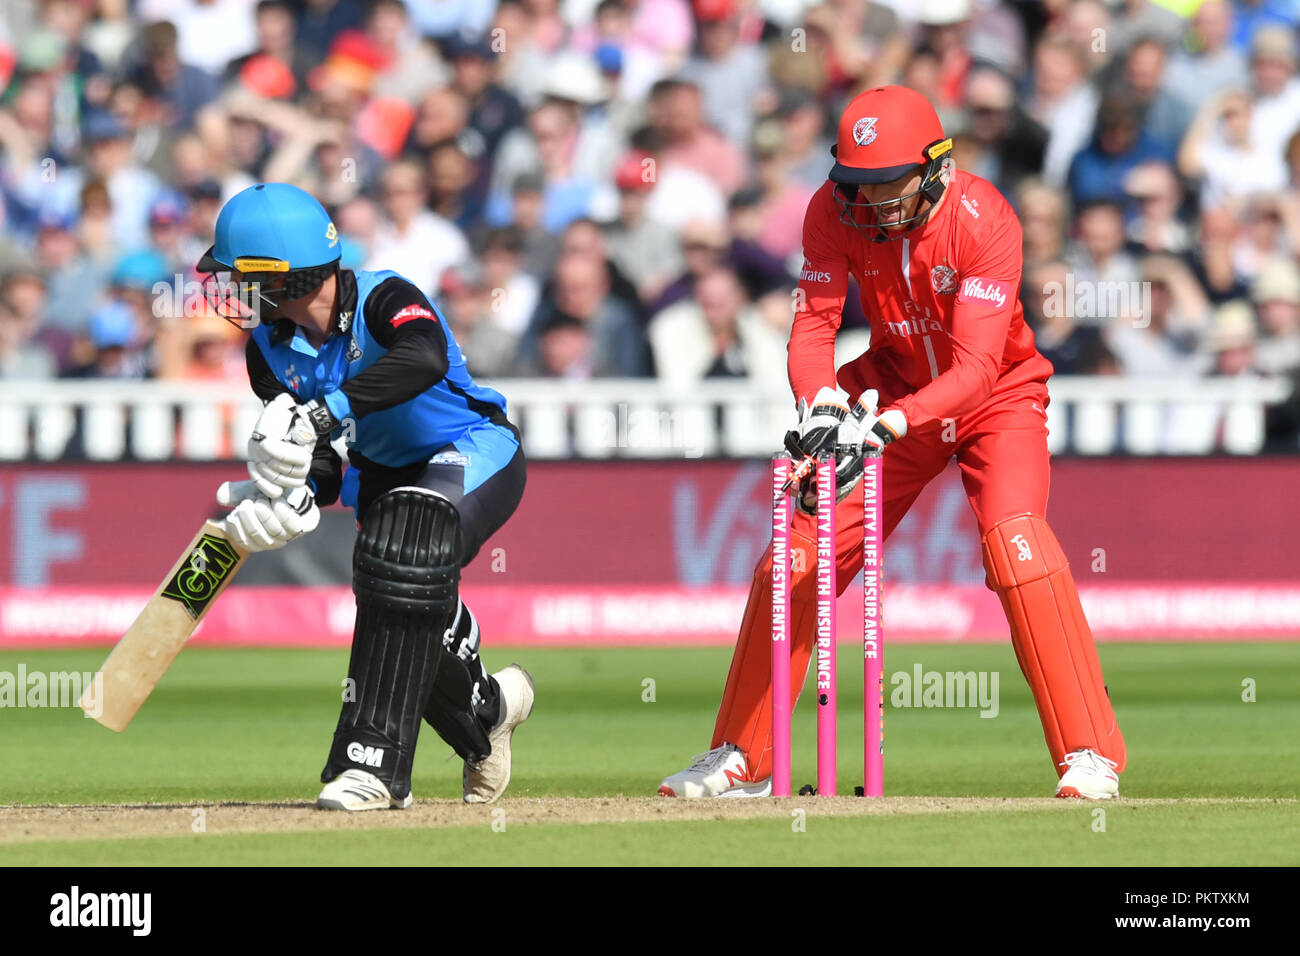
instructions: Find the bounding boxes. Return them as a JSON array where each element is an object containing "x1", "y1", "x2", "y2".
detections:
[
  {"x1": 217, "y1": 480, "x2": 320, "y2": 552},
  {"x1": 246, "y1": 392, "x2": 325, "y2": 499}
]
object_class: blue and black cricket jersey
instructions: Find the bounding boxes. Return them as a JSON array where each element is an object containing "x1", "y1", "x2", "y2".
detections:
[{"x1": 245, "y1": 269, "x2": 520, "y2": 514}]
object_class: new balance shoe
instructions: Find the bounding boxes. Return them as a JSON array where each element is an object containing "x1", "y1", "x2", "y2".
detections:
[
  {"x1": 1055, "y1": 748, "x2": 1120, "y2": 799},
  {"x1": 658, "y1": 744, "x2": 771, "y2": 798}
]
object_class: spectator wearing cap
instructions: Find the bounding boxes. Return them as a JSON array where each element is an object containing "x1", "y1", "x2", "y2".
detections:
[
  {"x1": 574, "y1": 0, "x2": 668, "y2": 104},
  {"x1": 1247, "y1": 25, "x2": 1300, "y2": 171},
  {"x1": 447, "y1": 33, "x2": 524, "y2": 160},
  {"x1": 67, "y1": 299, "x2": 150, "y2": 379},
  {"x1": 1252, "y1": 258, "x2": 1300, "y2": 375},
  {"x1": 38, "y1": 205, "x2": 107, "y2": 336},
  {"x1": 365, "y1": 159, "x2": 471, "y2": 300},
  {"x1": 1204, "y1": 298, "x2": 1259, "y2": 375},
  {"x1": 1166, "y1": 1, "x2": 1249, "y2": 113},
  {"x1": 1122, "y1": 161, "x2": 1192, "y2": 256},
  {"x1": 78, "y1": 109, "x2": 163, "y2": 249},
  {"x1": 0, "y1": 269, "x2": 63, "y2": 378},
  {"x1": 1029, "y1": 34, "x2": 1101, "y2": 189},
  {"x1": 108, "y1": 249, "x2": 169, "y2": 358},
  {"x1": 146, "y1": 191, "x2": 192, "y2": 274},
  {"x1": 1067, "y1": 94, "x2": 1168, "y2": 206},
  {"x1": 961, "y1": 65, "x2": 1048, "y2": 197},
  {"x1": 125, "y1": 20, "x2": 221, "y2": 131},
  {"x1": 647, "y1": 78, "x2": 747, "y2": 198},
  {"x1": 479, "y1": 226, "x2": 541, "y2": 339},
  {"x1": 648, "y1": 266, "x2": 786, "y2": 392},
  {"x1": 604, "y1": 150, "x2": 685, "y2": 302},
  {"x1": 680, "y1": 0, "x2": 769, "y2": 146},
  {"x1": 518, "y1": 252, "x2": 647, "y2": 376},
  {"x1": 135, "y1": 0, "x2": 258, "y2": 77}
]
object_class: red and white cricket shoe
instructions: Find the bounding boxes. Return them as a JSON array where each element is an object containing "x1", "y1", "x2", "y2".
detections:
[
  {"x1": 1055, "y1": 748, "x2": 1120, "y2": 799},
  {"x1": 658, "y1": 744, "x2": 771, "y2": 798}
]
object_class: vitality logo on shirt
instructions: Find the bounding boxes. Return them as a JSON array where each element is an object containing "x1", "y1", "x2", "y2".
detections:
[
  {"x1": 958, "y1": 277, "x2": 1009, "y2": 308},
  {"x1": 390, "y1": 304, "x2": 434, "y2": 327}
]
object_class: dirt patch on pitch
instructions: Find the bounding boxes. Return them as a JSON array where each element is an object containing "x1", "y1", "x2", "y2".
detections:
[{"x1": 1, "y1": 796, "x2": 1285, "y2": 845}]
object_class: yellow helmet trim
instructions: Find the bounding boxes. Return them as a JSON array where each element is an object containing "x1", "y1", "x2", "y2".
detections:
[
  {"x1": 233, "y1": 257, "x2": 291, "y2": 272},
  {"x1": 926, "y1": 138, "x2": 953, "y2": 160}
]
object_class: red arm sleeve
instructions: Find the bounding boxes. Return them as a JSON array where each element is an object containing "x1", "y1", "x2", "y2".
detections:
[
  {"x1": 892, "y1": 211, "x2": 1023, "y2": 431},
  {"x1": 788, "y1": 186, "x2": 850, "y2": 406}
]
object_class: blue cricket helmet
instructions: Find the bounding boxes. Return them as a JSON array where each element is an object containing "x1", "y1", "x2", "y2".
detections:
[
  {"x1": 197, "y1": 182, "x2": 340, "y2": 274},
  {"x1": 197, "y1": 183, "x2": 341, "y2": 324}
]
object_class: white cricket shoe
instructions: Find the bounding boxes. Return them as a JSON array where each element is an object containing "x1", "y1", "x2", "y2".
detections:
[
  {"x1": 317, "y1": 769, "x2": 413, "y2": 811},
  {"x1": 1055, "y1": 748, "x2": 1120, "y2": 799},
  {"x1": 463, "y1": 664, "x2": 535, "y2": 804},
  {"x1": 658, "y1": 743, "x2": 772, "y2": 798}
]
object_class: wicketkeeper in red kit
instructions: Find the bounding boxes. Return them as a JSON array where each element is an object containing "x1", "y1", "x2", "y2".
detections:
[{"x1": 660, "y1": 86, "x2": 1126, "y2": 800}]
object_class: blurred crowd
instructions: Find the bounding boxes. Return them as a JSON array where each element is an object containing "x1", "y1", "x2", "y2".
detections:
[{"x1": 1, "y1": 0, "x2": 1300, "y2": 436}]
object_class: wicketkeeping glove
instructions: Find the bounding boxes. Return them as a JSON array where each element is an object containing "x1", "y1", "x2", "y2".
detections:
[
  {"x1": 217, "y1": 480, "x2": 321, "y2": 552},
  {"x1": 786, "y1": 387, "x2": 878, "y2": 515}
]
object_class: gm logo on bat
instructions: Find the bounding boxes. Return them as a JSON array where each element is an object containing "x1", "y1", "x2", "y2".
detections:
[{"x1": 162, "y1": 534, "x2": 241, "y2": 620}]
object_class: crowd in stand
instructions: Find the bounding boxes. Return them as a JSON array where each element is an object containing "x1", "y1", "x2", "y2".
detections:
[{"x1": 1, "y1": 0, "x2": 1299, "y2": 439}]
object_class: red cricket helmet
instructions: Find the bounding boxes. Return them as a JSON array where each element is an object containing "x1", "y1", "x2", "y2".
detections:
[{"x1": 828, "y1": 86, "x2": 953, "y2": 240}]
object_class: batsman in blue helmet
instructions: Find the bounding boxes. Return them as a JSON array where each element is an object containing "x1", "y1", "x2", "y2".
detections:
[{"x1": 197, "y1": 182, "x2": 533, "y2": 809}]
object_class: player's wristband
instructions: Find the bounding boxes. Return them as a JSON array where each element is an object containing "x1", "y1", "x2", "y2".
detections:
[{"x1": 301, "y1": 398, "x2": 342, "y2": 437}]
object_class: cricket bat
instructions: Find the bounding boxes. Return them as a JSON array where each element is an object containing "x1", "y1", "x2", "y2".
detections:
[{"x1": 80, "y1": 520, "x2": 247, "y2": 731}]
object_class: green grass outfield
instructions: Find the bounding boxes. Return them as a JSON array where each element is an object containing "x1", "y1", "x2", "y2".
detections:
[{"x1": 1, "y1": 643, "x2": 1296, "y2": 865}]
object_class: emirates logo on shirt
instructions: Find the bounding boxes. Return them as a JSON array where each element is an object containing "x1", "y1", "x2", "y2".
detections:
[
  {"x1": 958, "y1": 277, "x2": 1009, "y2": 308},
  {"x1": 930, "y1": 264, "x2": 958, "y2": 295}
]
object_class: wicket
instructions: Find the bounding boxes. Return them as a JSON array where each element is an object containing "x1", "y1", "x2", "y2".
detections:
[{"x1": 771, "y1": 448, "x2": 884, "y2": 797}]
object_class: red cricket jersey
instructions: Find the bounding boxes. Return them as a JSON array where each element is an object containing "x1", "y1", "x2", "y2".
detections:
[{"x1": 789, "y1": 169, "x2": 1052, "y2": 433}]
